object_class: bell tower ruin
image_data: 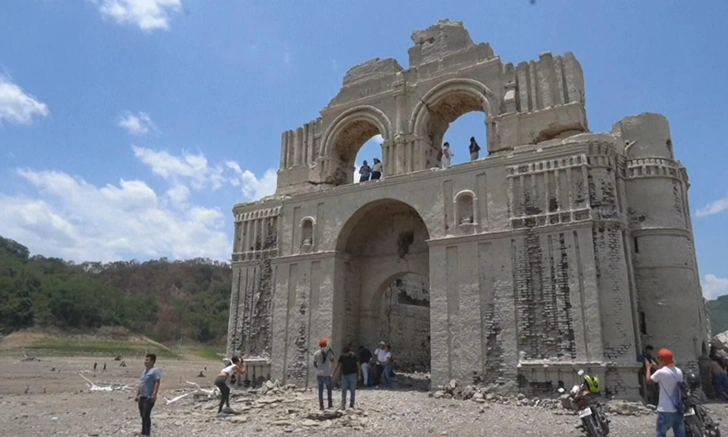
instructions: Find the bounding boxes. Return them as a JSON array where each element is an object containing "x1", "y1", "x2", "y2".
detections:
[{"x1": 227, "y1": 19, "x2": 708, "y2": 398}]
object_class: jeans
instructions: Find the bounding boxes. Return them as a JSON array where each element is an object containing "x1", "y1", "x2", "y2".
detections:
[
  {"x1": 383, "y1": 365, "x2": 393, "y2": 389},
  {"x1": 360, "y1": 363, "x2": 369, "y2": 387},
  {"x1": 137, "y1": 397, "x2": 155, "y2": 436},
  {"x1": 714, "y1": 373, "x2": 728, "y2": 399},
  {"x1": 340, "y1": 373, "x2": 357, "y2": 408},
  {"x1": 317, "y1": 376, "x2": 333, "y2": 409},
  {"x1": 359, "y1": 174, "x2": 370, "y2": 182},
  {"x1": 656, "y1": 411, "x2": 685, "y2": 437}
]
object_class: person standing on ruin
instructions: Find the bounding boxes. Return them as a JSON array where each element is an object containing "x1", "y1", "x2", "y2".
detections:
[
  {"x1": 135, "y1": 353, "x2": 161, "y2": 437},
  {"x1": 469, "y1": 137, "x2": 481, "y2": 161},
  {"x1": 333, "y1": 347, "x2": 362, "y2": 409},
  {"x1": 358, "y1": 161, "x2": 371, "y2": 183},
  {"x1": 371, "y1": 158, "x2": 383, "y2": 180},
  {"x1": 313, "y1": 339, "x2": 335, "y2": 410},
  {"x1": 215, "y1": 356, "x2": 247, "y2": 416},
  {"x1": 440, "y1": 142, "x2": 453, "y2": 169},
  {"x1": 646, "y1": 348, "x2": 686, "y2": 437}
]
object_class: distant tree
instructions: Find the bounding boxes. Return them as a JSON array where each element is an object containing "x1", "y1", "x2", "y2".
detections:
[{"x1": 0, "y1": 237, "x2": 30, "y2": 262}]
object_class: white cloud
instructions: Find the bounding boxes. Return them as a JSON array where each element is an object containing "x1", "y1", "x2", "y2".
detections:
[
  {"x1": 371, "y1": 134, "x2": 383, "y2": 144},
  {"x1": 0, "y1": 146, "x2": 277, "y2": 262},
  {"x1": 118, "y1": 111, "x2": 157, "y2": 135},
  {"x1": 166, "y1": 184, "x2": 190, "y2": 206},
  {"x1": 0, "y1": 170, "x2": 228, "y2": 262},
  {"x1": 697, "y1": 195, "x2": 728, "y2": 218},
  {"x1": 225, "y1": 161, "x2": 277, "y2": 200},
  {"x1": 132, "y1": 146, "x2": 226, "y2": 190},
  {"x1": 0, "y1": 76, "x2": 49, "y2": 126},
  {"x1": 703, "y1": 274, "x2": 728, "y2": 300},
  {"x1": 93, "y1": 0, "x2": 183, "y2": 32},
  {"x1": 133, "y1": 146, "x2": 276, "y2": 200}
]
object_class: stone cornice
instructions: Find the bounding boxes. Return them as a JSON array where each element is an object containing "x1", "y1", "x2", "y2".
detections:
[{"x1": 630, "y1": 228, "x2": 691, "y2": 238}]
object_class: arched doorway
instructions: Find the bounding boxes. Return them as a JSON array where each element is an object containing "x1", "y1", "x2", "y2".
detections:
[
  {"x1": 334, "y1": 199, "x2": 431, "y2": 372},
  {"x1": 320, "y1": 106, "x2": 392, "y2": 186},
  {"x1": 409, "y1": 79, "x2": 496, "y2": 169}
]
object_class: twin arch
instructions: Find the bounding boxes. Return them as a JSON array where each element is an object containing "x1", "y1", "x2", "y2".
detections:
[{"x1": 320, "y1": 78, "x2": 498, "y2": 166}]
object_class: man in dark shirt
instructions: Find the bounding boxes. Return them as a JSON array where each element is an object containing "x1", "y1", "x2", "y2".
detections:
[
  {"x1": 637, "y1": 345, "x2": 658, "y2": 405},
  {"x1": 333, "y1": 347, "x2": 361, "y2": 410},
  {"x1": 357, "y1": 345, "x2": 373, "y2": 387}
]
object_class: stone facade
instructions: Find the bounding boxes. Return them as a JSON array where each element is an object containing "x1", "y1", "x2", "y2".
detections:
[{"x1": 227, "y1": 19, "x2": 709, "y2": 398}]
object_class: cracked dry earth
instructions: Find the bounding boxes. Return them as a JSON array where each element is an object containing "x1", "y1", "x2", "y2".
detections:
[{"x1": 2, "y1": 357, "x2": 728, "y2": 437}]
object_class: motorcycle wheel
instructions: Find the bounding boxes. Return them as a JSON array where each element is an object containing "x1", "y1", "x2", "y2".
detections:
[
  {"x1": 582, "y1": 415, "x2": 602, "y2": 437},
  {"x1": 685, "y1": 415, "x2": 705, "y2": 437}
]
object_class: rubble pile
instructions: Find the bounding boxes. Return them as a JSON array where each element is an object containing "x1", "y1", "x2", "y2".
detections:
[
  {"x1": 158, "y1": 379, "x2": 371, "y2": 433},
  {"x1": 430, "y1": 379, "x2": 653, "y2": 417},
  {"x1": 429, "y1": 379, "x2": 561, "y2": 409}
]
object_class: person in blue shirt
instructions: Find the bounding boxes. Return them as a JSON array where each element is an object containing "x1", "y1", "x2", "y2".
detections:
[
  {"x1": 135, "y1": 353, "x2": 161, "y2": 437},
  {"x1": 638, "y1": 345, "x2": 659, "y2": 405}
]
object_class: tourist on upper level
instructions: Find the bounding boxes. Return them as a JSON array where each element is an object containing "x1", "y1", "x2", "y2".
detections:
[
  {"x1": 313, "y1": 338, "x2": 335, "y2": 410},
  {"x1": 440, "y1": 142, "x2": 452, "y2": 169},
  {"x1": 469, "y1": 137, "x2": 481, "y2": 161},
  {"x1": 333, "y1": 347, "x2": 362, "y2": 409},
  {"x1": 358, "y1": 161, "x2": 371, "y2": 182},
  {"x1": 215, "y1": 356, "x2": 246, "y2": 416},
  {"x1": 371, "y1": 158, "x2": 383, "y2": 180}
]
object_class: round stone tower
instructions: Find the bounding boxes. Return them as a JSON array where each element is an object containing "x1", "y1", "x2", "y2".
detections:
[{"x1": 613, "y1": 113, "x2": 707, "y2": 370}]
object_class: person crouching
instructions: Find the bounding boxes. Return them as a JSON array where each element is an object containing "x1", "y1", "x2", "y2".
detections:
[{"x1": 215, "y1": 356, "x2": 246, "y2": 415}]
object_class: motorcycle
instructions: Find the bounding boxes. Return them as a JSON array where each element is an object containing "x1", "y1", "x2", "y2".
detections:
[
  {"x1": 684, "y1": 372, "x2": 720, "y2": 437},
  {"x1": 558, "y1": 369, "x2": 610, "y2": 437}
]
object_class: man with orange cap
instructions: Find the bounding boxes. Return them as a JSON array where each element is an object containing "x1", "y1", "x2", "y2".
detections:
[
  {"x1": 646, "y1": 348, "x2": 686, "y2": 437},
  {"x1": 313, "y1": 338, "x2": 335, "y2": 410}
]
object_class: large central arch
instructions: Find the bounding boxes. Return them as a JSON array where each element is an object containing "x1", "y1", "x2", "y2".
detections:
[{"x1": 333, "y1": 199, "x2": 431, "y2": 373}]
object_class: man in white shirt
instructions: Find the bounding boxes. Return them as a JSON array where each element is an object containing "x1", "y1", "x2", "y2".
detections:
[
  {"x1": 646, "y1": 348, "x2": 686, "y2": 437},
  {"x1": 373, "y1": 341, "x2": 387, "y2": 386}
]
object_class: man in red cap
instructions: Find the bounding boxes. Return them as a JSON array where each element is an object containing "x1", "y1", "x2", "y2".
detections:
[
  {"x1": 646, "y1": 348, "x2": 686, "y2": 437},
  {"x1": 313, "y1": 338, "x2": 334, "y2": 410}
]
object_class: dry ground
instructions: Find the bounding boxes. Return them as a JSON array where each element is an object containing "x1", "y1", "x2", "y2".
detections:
[{"x1": 1, "y1": 355, "x2": 728, "y2": 437}]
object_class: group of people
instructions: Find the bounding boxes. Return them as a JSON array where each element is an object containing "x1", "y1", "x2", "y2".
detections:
[
  {"x1": 439, "y1": 137, "x2": 481, "y2": 169},
  {"x1": 134, "y1": 342, "x2": 704, "y2": 437},
  {"x1": 357, "y1": 158, "x2": 383, "y2": 183},
  {"x1": 356, "y1": 136, "x2": 483, "y2": 181},
  {"x1": 313, "y1": 339, "x2": 393, "y2": 410}
]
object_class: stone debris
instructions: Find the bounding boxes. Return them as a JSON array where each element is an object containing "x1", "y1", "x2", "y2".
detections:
[{"x1": 429, "y1": 378, "x2": 653, "y2": 417}]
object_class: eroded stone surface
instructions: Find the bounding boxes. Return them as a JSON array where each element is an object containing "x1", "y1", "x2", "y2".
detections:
[{"x1": 227, "y1": 19, "x2": 708, "y2": 399}]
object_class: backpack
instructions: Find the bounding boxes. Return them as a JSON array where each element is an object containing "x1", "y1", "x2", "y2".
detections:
[{"x1": 659, "y1": 368, "x2": 688, "y2": 413}]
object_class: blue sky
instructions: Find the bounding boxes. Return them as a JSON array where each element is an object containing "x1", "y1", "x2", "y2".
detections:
[{"x1": 0, "y1": 1, "x2": 726, "y2": 297}]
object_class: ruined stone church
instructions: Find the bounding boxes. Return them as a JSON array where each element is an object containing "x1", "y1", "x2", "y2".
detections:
[{"x1": 227, "y1": 20, "x2": 708, "y2": 397}]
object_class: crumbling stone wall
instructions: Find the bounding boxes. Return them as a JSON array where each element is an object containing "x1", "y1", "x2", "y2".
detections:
[
  {"x1": 378, "y1": 273, "x2": 431, "y2": 372},
  {"x1": 229, "y1": 21, "x2": 707, "y2": 397}
]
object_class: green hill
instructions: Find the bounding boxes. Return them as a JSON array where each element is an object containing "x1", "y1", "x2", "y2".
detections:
[
  {"x1": 710, "y1": 296, "x2": 728, "y2": 336},
  {"x1": 0, "y1": 236, "x2": 231, "y2": 345}
]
